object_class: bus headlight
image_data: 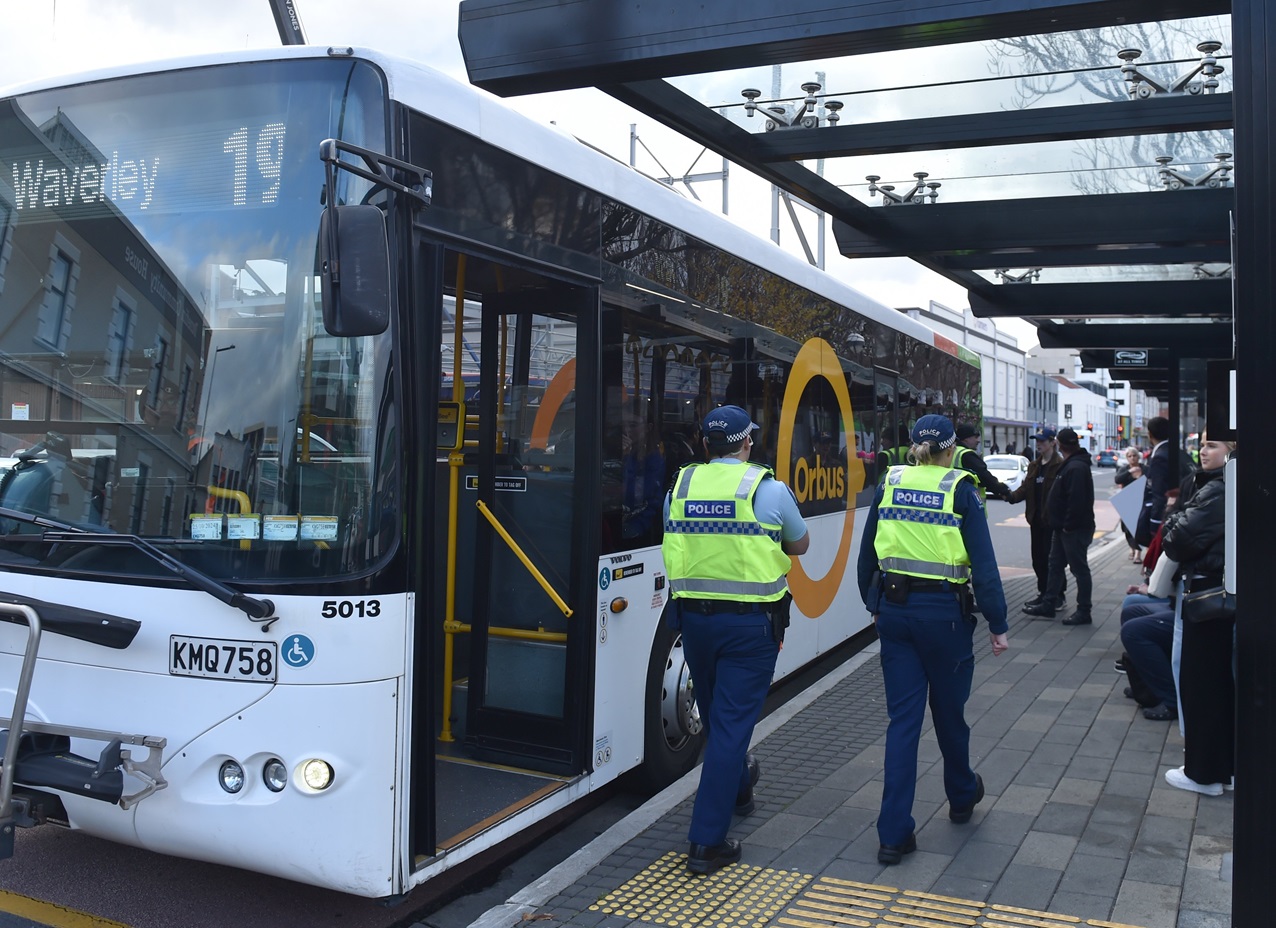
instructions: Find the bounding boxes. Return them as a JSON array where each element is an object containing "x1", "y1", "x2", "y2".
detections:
[
  {"x1": 301, "y1": 759, "x2": 334, "y2": 791},
  {"x1": 263, "y1": 758, "x2": 288, "y2": 792},
  {"x1": 219, "y1": 760, "x2": 245, "y2": 794}
]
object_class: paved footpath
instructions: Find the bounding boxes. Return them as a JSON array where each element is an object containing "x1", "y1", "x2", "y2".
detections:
[{"x1": 464, "y1": 536, "x2": 1232, "y2": 928}]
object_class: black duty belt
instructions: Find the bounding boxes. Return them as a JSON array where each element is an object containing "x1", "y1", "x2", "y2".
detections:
[
  {"x1": 679, "y1": 598, "x2": 765, "y2": 615},
  {"x1": 883, "y1": 573, "x2": 957, "y2": 593}
]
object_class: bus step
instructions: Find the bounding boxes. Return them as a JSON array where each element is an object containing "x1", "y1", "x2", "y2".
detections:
[{"x1": 0, "y1": 731, "x2": 124, "y2": 803}]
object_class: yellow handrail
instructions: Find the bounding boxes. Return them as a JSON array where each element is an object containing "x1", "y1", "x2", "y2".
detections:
[
  {"x1": 475, "y1": 499, "x2": 573, "y2": 618},
  {"x1": 207, "y1": 486, "x2": 253, "y2": 550}
]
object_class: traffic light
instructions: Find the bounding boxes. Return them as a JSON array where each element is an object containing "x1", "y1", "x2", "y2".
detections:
[
  {"x1": 1086, "y1": 422, "x2": 1094, "y2": 431},
  {"x1": 1118, "y1": 423, "x2": 1125, "y2": 434}
]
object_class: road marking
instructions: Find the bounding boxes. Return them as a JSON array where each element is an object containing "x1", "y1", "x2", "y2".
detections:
[{"x1": 0, "y1": 889, "x2": 131, "y2": 928}]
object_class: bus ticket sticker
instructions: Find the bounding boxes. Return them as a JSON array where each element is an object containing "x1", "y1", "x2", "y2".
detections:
[
  {"x1": 263, "y1": 514, "x2": 299, "y2": 541},
  {"x1": 226, "y1": 515, "x2": 261, "y2": 540},
  {"x1": 189, "y1": 514, "x2": 222, "y2": 541},
  {"x1": 300, "y1": 515, "x2": 339, "y2": 541}
]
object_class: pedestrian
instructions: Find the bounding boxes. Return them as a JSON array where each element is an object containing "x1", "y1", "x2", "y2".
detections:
[
  {"x1": 661, "y1": 404, "x2": 810, "y2": 874},
  {"x1": 856, "y1": 414, "x2": 1010, "y2": 866},
  {"x1": 953, "y1": 423, "x2": 1012, "y2": 501},
  {"x1": 1024, "y1": 427, "x2": 1096, "y2": 625},
  {"x1": 1161, "y1": 434, "x2": 1235, "y2": 795},
  {"x1": 1135, "y1": 416, "x2": 1175, "y2": 547},
  {"x1": 1003, "y1": 427, "x2": 1066, "y2": 609}
]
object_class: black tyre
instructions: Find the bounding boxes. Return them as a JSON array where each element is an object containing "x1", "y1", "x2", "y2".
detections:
[{"x1": 634, "y1": 612, "x2": 704, "y2": 792}]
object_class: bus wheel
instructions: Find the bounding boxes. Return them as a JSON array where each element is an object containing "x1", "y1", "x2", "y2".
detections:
[{"x1": 636, "y1": 617, "x2": 704, "y2": 791}]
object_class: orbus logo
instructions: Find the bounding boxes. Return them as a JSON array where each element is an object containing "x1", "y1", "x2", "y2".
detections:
[
  {"x1": 790, "y1": 454, "x2": 846, "y2": 504},
  {"x1": 776, "y1": 338, "x2": 865, "y2": 618}
]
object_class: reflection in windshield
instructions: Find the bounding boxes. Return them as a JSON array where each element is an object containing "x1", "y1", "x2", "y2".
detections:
[{"x1": 0, "y1": 59, "x2": 396, "y2": 582}]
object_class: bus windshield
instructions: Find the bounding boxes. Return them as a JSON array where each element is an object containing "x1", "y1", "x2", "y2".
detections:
[{"x1": 0, "y1": 58, "x2": 396, "y2": 582}]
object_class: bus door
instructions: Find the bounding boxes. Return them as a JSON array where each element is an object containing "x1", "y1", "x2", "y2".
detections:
[
  {"x1": 873, "y1": 368, "x2": 903, "y2": 480},
  {"x1": 434, "y1": 249, "x2": 597, "y2": 795}
]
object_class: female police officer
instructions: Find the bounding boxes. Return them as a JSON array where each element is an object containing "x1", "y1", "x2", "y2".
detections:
[{"x1": 856, "y1": 414, "x2": 1010, "y2": 865}]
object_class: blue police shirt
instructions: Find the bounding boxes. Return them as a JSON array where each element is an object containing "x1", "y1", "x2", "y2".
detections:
[{"x1": 855, "y1": 476, "x2": 1009, "y2": 634}]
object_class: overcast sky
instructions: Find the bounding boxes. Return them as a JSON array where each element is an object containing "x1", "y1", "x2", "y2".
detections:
[{"x1": 1, "y1": 0, "x2": 1039, "y2": 347}]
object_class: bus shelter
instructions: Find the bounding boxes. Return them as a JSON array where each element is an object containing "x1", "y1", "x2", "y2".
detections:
[{"x1": 457, "y1": 1, "x2": 1271, "y2": 923}]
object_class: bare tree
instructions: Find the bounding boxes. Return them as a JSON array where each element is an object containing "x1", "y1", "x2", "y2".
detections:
[{"x1": 988, "y1": 17, "x2": 1232, "y2": 196}]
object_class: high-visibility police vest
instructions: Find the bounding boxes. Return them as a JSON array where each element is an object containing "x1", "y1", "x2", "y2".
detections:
[
  {"x1": 874, "y1": 465, "x2": 974, "y2": 584},
  {"x1": 875, "y1": 446, "x2": 911, "y2": 484},
  {"x1": 662, "y1": 462, "x2": 792, "y2": 602},
  {"x1": 953, "y1": 446, "x2": 989, "y2": 499}
]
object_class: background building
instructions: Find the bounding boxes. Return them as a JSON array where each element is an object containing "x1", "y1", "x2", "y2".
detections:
[{"x1": 902, "y1": 301, "x2": 1030, "y2": 452}]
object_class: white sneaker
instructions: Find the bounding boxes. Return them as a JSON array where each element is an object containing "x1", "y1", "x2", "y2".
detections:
[
  {"x1": 1224, "y1": 778, "x2": 1235, "y2": 791},
  {"x1": 1165, "y1": 766, "x2": 1224, "y2": 797}
]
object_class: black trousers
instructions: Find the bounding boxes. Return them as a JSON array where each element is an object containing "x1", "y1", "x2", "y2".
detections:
[
  {"x1": 1180, "y1": 616, "x2": 1235, "y2": 786},
  {"x1": 1028, "y1": 520, "x2": 1065, "y2": 599}
]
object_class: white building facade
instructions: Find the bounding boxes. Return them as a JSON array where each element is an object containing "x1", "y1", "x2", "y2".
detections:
[{"x1": 903, "y1": 301, "x2": 1031, "y2": 452}]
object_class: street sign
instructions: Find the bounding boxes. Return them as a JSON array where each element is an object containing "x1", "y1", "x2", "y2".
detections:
[{"x1": 1113, "y1": 349, "x2": 1150, "y2": 367}]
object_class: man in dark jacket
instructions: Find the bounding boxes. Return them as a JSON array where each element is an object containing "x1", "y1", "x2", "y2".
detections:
[
  {"x1": 1024, "y1": 428, "x2": 1096, "y2": 625},
  {"x1": 1004, "y1": 428, "x2": 1066, "y2": 609}
]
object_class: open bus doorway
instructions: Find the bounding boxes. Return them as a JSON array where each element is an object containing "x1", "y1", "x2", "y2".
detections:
[{"x1": 422, "y1": 247, "x2": 597, "y2": 855}]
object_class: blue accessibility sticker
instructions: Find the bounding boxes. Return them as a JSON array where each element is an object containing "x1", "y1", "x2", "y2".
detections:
[
  {"x1": 599, "y1": 567, "x2": 611, "y2": 590},
  {"x1": 282, "y1": 634, "x2": 315, "y2": 668}
]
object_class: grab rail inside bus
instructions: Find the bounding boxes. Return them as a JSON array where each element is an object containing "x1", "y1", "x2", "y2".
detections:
[{"x1": 475, "y1": 500, "x2": 573, "y2": 619}]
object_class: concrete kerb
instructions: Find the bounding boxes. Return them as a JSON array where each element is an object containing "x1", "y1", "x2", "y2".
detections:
[
  {"x1": 463, "y1": 644, "x2": 881, "y2": 928},
  {"x1": 465, "y1": 528, "x2": 1124, "y2": 928}
]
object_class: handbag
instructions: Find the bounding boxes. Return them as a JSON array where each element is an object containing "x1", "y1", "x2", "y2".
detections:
[{"x1": 1180, "y1": 585, "x2": 1236, "y2": 624}]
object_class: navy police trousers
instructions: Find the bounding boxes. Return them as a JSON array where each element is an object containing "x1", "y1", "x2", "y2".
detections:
[
  {"x1": 678, "y1": 605, "x2": 779, "y2": 847},
  {"x1": 876, "y1": 595, "x2": 981, "y2": 846}
]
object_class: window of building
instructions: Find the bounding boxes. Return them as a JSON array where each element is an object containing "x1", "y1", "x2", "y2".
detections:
[
  {"x1": 175, "y1": 362, "x2": 193, "y2": 432},
  {"x1": 105, "y1": 291, "x2": 136, "y2": 383},
  {"x1": 146, "y1": 335, "x2": 169, "y2": 410},
  {"x1": 0, "y1": 189, "x2": 13, "y2": 295},
  {"x1": 36, "y1": 234, "x2": 82, "y2": 352}
]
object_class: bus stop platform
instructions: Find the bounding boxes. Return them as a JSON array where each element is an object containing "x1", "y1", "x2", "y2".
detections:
[{"x1": 463, "y1": 538, "x2": 1233, "y2": 928}]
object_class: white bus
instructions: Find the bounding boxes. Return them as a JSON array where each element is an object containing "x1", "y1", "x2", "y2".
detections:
[{"x1": 0, "y1": 47, "x2": 981, "y2": 896}]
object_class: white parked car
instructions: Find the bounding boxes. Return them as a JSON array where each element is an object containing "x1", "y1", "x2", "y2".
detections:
[{"x1": 984, "y1": 454, "x2": 1029, "y2": 494}]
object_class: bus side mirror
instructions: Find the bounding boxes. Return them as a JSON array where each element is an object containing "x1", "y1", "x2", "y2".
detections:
[{"x1": 319, "y1": 204, "x2": 391, "y2": 337}]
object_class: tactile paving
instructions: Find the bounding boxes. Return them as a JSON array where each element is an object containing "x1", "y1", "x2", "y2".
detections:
[
  {"x1": 591, "y1": 862, "x2": 1152, "y2": 928},
  {"x1": 590, "y1": 851, "x2": 811, "y2": 928}
]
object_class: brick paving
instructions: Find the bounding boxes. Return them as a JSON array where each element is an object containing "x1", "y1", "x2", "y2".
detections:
[{"x1": 464, "y1": 539, "x2": 1233, "y2": 928}]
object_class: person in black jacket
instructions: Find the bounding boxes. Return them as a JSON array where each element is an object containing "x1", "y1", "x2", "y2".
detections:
[
  {"x1": 1161, "y1": 434, "x2": 1235, "y2": 796},
  {"x1": 1024, "y1": 427, "x2": 1095, "y2": 625}
]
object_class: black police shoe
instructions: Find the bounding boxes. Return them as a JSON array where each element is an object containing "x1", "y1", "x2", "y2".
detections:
[
  {"x1": 876, "y1": 833, "x2": 917, "y2": 866},
  {"x1": 734, "y1": 753, "x2": 761, "y2": 816},
  {"x1": 1021, "y1": 596, "x2": 1046, "y2": 611},
  {"x1": 949, "y1": 773, "x2": 985, "y2": 824},
  {"x1": 1061, "y1": 611, "x2": 1092, "y2": 626},
  {"x1": 687, "y1": 839, "x2": 743, "y2": 874}
]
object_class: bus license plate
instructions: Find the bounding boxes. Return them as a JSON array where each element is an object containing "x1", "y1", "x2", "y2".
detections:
[{"x1": 170, "y1": 636, "x2": 278, "y2": 683}]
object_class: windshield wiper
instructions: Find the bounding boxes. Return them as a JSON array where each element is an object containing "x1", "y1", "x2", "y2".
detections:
[{"x1": 0, "y1": 507, "x2": 276, "y2": 630}]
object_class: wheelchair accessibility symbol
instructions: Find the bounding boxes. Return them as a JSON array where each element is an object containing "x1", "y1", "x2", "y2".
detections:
[{"x1": 283, "y1": 634, "x2": 315, "y2": 668}]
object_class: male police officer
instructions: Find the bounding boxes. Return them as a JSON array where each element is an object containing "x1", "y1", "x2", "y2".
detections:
[
  {"x1": 953, "y1": 423, "x2": 1011, "y2": 500},
  {"x1": 662, "y1": 405, "x2": 809, "y2": 874}
]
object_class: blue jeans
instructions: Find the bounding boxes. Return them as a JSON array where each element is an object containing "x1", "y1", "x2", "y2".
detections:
[
  {"x1": 876, "y1": 595, "x2": 979, "y2": 846},
  {"x1": 678, "y1": 607, "x2": 778, "y2": 846},
  {"x1": 1119, "y1": 607, "x2": 1176, "y2": 709}
]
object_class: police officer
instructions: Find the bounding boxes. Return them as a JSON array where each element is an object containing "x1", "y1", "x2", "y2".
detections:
[
  {"x1": 953, "y1": 423, "x2": 1011, "y2": 500},
  {"x1": 875, "y1": 424, "x2": 913, "y2": 484},
  {"x1": 856, "y1": 414, "x2": 1010, "y2": 865},
  {"x1": 662, "y1": 405, "x2": 810, "y2": 875}
]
